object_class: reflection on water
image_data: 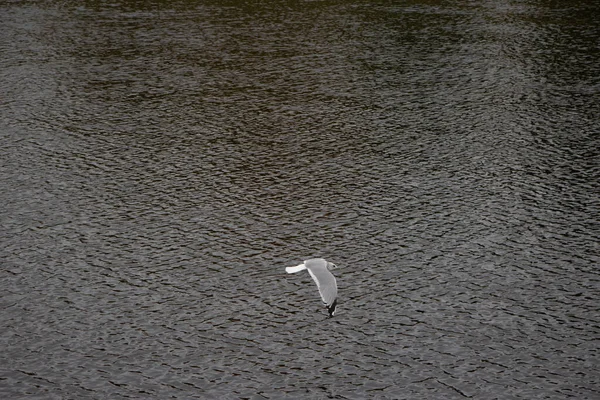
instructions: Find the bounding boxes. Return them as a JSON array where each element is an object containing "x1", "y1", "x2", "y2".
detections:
[{"x1": 1, "y1": 1, "x2": 599, "y2": 399}]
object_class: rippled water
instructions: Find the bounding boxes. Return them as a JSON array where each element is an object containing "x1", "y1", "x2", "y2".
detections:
[{"x1": 1, "y1": 1, "x2": 599, "y2": 399}]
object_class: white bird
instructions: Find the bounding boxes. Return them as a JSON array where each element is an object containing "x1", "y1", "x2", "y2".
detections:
[{"x1": 286, "y1": 258, "x2": 339, "y2": 317}]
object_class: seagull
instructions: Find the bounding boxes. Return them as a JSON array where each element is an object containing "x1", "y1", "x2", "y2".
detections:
[{"x1": 285, "y1": 258, "x2": 338, "y2": 317}]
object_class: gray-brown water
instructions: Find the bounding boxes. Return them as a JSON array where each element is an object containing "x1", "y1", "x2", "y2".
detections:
[{"x1": 1, "y1": 1, "x2": 599, "y2": 399}]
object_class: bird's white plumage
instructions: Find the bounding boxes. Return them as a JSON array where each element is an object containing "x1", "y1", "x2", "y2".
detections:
[
  {"x1": 285, "y1": 264, "x2": 307, "y2": 274},
  {"x1": 285, "y1": 258, "x2": 338, "y2": 317}
]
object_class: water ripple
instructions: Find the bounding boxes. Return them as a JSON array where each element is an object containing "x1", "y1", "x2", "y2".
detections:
[{"x1": 1, "y1": 1, "x2": 599, "y2": 399}]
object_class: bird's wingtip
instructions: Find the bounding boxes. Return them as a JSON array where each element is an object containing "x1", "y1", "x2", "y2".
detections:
[{"x1": 327, "y1": 299, "x2": 337, "y2": 317}]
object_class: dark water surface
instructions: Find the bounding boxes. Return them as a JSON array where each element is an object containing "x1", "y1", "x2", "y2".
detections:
[{"x1": 1, "y1": 1, "x2": 599, "y2": 399}]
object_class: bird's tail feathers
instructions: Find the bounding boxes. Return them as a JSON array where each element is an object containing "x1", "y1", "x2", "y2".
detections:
[{"x1": 285, "y1": 264, "x2": 307, "y2": 274}]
